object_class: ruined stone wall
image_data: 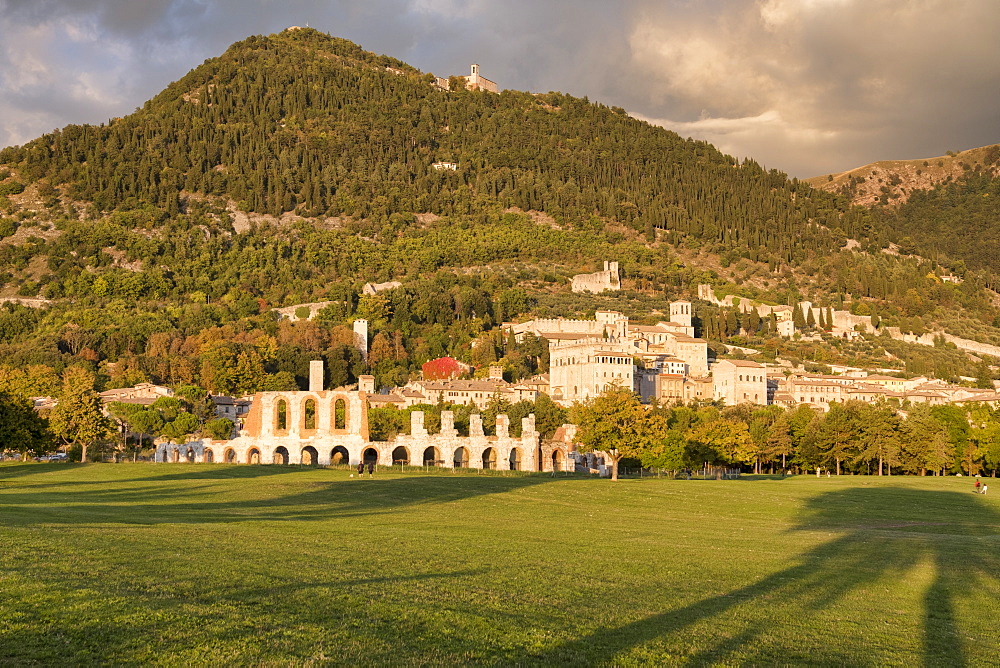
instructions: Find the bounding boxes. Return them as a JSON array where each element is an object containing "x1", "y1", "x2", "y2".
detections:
[
  {"x1": 571, "y1": 261, "x2": 620, "y2": 294},
  {"x1": 162, "y1": 402, "x2": 567, "y2": 472},
  {"x1": 886, "y1": 328, "x2": 1000, "y2": 359}
]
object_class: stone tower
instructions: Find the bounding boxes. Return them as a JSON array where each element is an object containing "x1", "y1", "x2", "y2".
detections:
[
  {"x1": 353, "y1": 319, "x2": 369, "y2": 361},
  {"x1": 309, "y1": 360, "x2": 324, "y2": 392},
  {"x1": 358, "y1": 374, "x2": 376, "y2": 393},
  {"x1": 670, "y1": 300, "x2": 692, "y2": 328}
]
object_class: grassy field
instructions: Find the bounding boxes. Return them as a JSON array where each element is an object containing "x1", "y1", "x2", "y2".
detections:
[{"x1": 1, "y1": 464, "x2": 998, "y2": 666}]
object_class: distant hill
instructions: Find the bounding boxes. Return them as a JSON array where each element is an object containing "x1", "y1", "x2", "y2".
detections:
[{"x1": 806, "y1": 144, "x2": 1000, "y2": 207}]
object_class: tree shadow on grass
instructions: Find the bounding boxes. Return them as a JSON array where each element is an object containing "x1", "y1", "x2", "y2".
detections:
[
  {"x1": 0, "y1": 469, "x2": 563, "y2": 527},
  {"x1": 3, "y1": 568, "x2": 487, "y2": 665},
  {"x1": 0, "y1": 462, "x2": 310, "y2": 485},
  {"x1": 533, "y1": 486, "x2": 1000, "y2": 665}
]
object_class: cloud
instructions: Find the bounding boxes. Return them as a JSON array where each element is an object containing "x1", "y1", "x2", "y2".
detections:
[
  {"x1": 0, "y1": 0, "x2": 998, "y2": 177},
  {"x1": 622, "y1": 0, "x2": 1000, "y2": 175}
]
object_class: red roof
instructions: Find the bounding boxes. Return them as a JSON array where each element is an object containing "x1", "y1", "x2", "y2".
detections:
[{"x1": 421, "y1": 356, "x2": 469, "y2": 380}]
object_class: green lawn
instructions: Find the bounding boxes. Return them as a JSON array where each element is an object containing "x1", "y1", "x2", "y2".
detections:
[{"x1": 1, "y1": 464, "x2": 998, "y2": 666}]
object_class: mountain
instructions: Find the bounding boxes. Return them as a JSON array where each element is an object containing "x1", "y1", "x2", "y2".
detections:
[
  {"x1": 0, "y1": 27, "x2": 998, "y2": 392},
  {"x1": 806, "y1": 145, "x2": 1000, "y2": 276},
  {"x1": 0, "y1": 27, "x2": 858, "y2": 264},
  {"x1": 806, "y1": 144, "x2": 1000, "y2": 207}
]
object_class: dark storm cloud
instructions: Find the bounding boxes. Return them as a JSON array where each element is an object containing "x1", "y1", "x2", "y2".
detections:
[{"x1": 1, "y1": 0, "x2": 998, "y2": 177}]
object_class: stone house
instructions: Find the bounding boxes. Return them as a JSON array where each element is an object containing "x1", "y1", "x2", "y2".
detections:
[{"x1": 712, "y1": 359, "x2": 768, "y2": 406}]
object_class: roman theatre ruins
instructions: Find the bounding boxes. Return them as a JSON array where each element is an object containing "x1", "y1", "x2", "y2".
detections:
[{"x1": 156, "y1": 362, "x2": 573, "y2": 472}]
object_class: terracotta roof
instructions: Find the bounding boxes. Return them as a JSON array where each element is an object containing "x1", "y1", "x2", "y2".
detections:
[
  {"x1": 717, "y1": 359, "x2": 766, "y2": 368},
  {"x1": 367, "y1": 394, "x2": 405, "y2": 404}
]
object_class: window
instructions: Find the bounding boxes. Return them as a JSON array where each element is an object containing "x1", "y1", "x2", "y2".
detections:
[
  {"x1": 276, "y1": 400, "x2": 288, "y2": 431},
  {"x1": 304, "y1": 398, "x2": 316, "y2": 430},
  {"x1": 335, "y1": 399, "x2": 347, "y2": 430}
]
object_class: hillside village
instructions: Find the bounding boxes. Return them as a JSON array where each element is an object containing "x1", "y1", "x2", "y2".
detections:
[{"x1": 66, "y1": 262, "x2": 1000, "y2": 449}]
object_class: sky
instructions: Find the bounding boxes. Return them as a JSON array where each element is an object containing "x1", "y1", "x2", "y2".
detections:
[{"x1": 1, "y1": 0, "x2": 998, "y2": 178}]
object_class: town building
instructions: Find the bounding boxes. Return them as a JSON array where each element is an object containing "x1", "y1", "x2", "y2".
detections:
[
  {"x1": 548, "y1": 337, "x2": 635, "y2": 404},
  {"x1": 712, "y1": 360, "x2": 768, "y2": 406}
]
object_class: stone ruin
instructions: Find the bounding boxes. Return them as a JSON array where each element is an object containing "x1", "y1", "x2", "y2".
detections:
[
  {"x1": 156, "y1": 361, "x2": 574, "y2": 472},
  {"x1": 571, "y1": 261, "x2": 620, "y2": 294}
]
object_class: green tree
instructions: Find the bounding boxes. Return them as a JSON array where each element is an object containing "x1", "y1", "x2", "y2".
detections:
[
  {"x1": 49, "y1": 367, "x2": 113, "y2": 462},
  {"x1": 203, "y1": 417, "x2": 235, "y2": 440},
  {"x1": 687, "y1": 417, "x2": 753, "y2": 467},
  {"x1": 764, "y1": 412, "x2": 794, "y2": 471},
  {"x1": 854, "y1": 403, "x2": 901, "y2": 475},
  {"x1": 813, "y1": 402, "x2": 861, "y2": 475},
  {"x1": 160, "y1": 412, "x2": 199, "y2": 444},
  {"x1": 900, "y1": 403, "x2": 952, "y2": 475},
  {"x1": 0, "y1": 393, "x2": 53, "y2": 460},
  {"x1": 570, "y1": 385, "x2": 668, "y2": 479}
]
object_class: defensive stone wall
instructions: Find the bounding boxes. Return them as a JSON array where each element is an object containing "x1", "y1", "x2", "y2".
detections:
[
  {"x1": 885, "y1": 328, "x2": 1000, "y2": 359},
  {"x1": 571, "y1": 261, "x2": 620, "y2": 294},
  {"x1": 507, "y1": 318, "x2": 606, "y2": 336}
]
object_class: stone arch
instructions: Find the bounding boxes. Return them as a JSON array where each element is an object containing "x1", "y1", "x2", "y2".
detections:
[
  {"x1": 185, "y1": 446, "x2": 195, "y2": 463},
  {"x1": 482, "y1": 447, "x2": 497, "y2": 470},
  {"x1": 224, "y1": 447, "x2": 236, "y2": 463},
  {"x1": 330, "y1": 446, "x2": 350, "y2": 465},
  {"x1": 276, "y1": 399, "x2": 288, "y2": 433},
  {"x1": 274, "y1": 446, "x2": 289, "y2": 465},
  {"x1": 170, "y1": 448, "x2": 179, "y2": 463},
  {"x1": 392, "y1": 446, "x2": 409, "y2": 465},
  {"x1": 453, "y1": 446, "x2": 469, "y2": 468},
  {"x1": 423, "y1": 446, "x2": 440, "y2": 466},
  {"x1": 551, "y1": 448, "x2": 565, "y2": 472},
  {"x1": 302, "y1": 446, "x2": 319, "y2": 466},
  {"x1": 204, "y1": 448, "x2": 214, "y2": 464},
  {"x1": 508, "y1": 447, "x2": 522, "y2": 471},
  {"x1": 248, "y1": 448, "x2": 261, "y2": 465},
  {"x1": 302, "y1": 397, "x2": 317, "y2": 432},
  {"x1": 334, "y1": 398, "x2": 347, "y2": 430},
  {"x1": 362, "y1": 447, "x2": 379, "y2": 464}
]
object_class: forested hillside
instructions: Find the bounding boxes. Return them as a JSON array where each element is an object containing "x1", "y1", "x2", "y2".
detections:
[
  {"x1": 0, "y1": 26, "x2": 998, "y2": 403},
  {"x1": 879, "y1": 169, "x2": 1000, "y2": 276}
]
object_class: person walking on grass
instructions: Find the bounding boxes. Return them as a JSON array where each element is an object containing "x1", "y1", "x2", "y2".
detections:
[
  {"x1": 367, "y1": 461, "x2": 374, "y2": 477},
  {"x1": 975, "y1": 478, "x2": 981, "y2": 493},
  {"x1": 357, "y1": 462, "x2": 364, "y2": 477},
  {"x1": 982, "y1": 484, "x2": 988, "y2": 495}
]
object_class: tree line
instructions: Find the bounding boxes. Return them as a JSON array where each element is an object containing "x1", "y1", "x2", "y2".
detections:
[{"x1": 572, "y1": 386, "x2": 1000, "y2": 477}]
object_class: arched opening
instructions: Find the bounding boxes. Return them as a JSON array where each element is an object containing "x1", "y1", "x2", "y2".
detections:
[
  {"x1": 509, "y1": 447, "x2": 522, "y2": 471},
  {"x1": 302, "y1": 446, "x2": 318, "y2": 466},
  {"x1": 392, "y1": 446, "x2": 409, "y2": 465},
  {"x1": 453, "y1": 447, "x2": 468, "y2": 468},
  {"x1": 551, "y1": 448, "x2": 565, "y2": 472},
  {"x1": 363, "y1": 447, "x2": 379, "y2": 465},
  {"x1": 170, "y1": 448, "x2": 179, "y2": 463},
  {"x1": 185, "y1": 446, "x2": 195, "y2": 463},
  {"x1": 482, "y1": 447, "x2": 497, "y2": 470},
  {"x1": 303, "y1": 398, "x2": 317, "y2": 431},
  {"x1": 273, "y1": 446, "x2": 289, "y2": 465},
  {"x1": 224, "y1": 448, "x2": 236, "y2": 463},
  {"x1": 204, "y1": 448, "x2": 214, "y2": 463},
  {"x1": 248, "y1": 448, "x2": 261, "y2": 465},
  {"x1": 334, "y1": 398, "x2": 347, "y2": 430},
  {"x1": 330, "y1": 446, "x2": 350, "y2": 465},
  {"x1": 276, "y1": 399, "x2": 288, "y2": 432},
  {"x1": 423, "y1": 446, "x2": 440, "y2": 466}
]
